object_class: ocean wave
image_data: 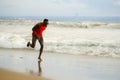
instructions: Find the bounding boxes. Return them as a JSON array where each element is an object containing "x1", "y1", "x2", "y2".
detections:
[
  {"x1": 0, "y1": 19, "x2": 120, "y2": 58},
  {"x1": 0, "y1": 33, "x2": 27, "y2": 48},
  {"x1": 44, "y1": 40, "x2": 120, "y2": 58},
  {"x1": 0, "y1": 19, "x2": 120, "y2": 29},
  {"x1": 0, "y1": 33, "x2": 120, "y2": 58},
  {"x1": 50, "y1": 21, "x2": 120, "y2": 29},
  {"x1": 50, "y1": 21, "x2": 106, "y2": 28}
]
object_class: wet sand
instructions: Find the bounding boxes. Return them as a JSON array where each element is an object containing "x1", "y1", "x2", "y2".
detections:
[{"x1": 0, "y1": 48, "x2": 120, "y2": 80}]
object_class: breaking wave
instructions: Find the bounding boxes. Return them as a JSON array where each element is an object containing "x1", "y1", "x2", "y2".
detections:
[
  {"x1": 0, "y1": 19, "x2": 120, "y2": 29},
  {"x1": 0, "y1": 19, "x2": 120, "y2": 58},
  {"x1": 50, "y1": 21, "x2": 120, "y2": 29},
  {"x1": 0, "y1": 33, "x2": 120, "y2": 58}
]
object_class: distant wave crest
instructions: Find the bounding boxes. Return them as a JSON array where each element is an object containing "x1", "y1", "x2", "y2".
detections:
[
  {"x1": 50, "y1": 21, "x2": 120, "y2": 29},
  {"x1": 0, "y1": 19, "x2": 120, "y2": 29}
]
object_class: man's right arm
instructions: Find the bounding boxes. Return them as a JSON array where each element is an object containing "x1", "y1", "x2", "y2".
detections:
[
  {"x1": 32, "y1": 23, "x2": 40, "y2": 31},
  {"x1": 32, "y1": 23, "x2": 40, "y2": 39}
]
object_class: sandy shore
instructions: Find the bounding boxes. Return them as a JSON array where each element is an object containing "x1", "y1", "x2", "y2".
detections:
[
  {"x1": 0, "y1": 48, "x2": 120, "y2": 80},
  {"x1": 0, "y1": 68, "x2": 48, "y2": 80}
]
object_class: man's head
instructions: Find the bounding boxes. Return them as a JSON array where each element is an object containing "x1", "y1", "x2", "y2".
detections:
[{"x1": 43, "y1": 19, "x2": 49, "y2": 26}]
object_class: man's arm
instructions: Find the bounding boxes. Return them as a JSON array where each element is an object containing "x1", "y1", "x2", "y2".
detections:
[
  {"x1": 32, "y1": 23, "x2": 41, "y2": 39},
  {"x1": 32, "y1": 23, "x2": 40, "y2": 31}
]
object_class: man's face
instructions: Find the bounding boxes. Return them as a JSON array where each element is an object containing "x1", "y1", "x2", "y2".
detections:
[{"x1": 44, "y1": 21, "x2": 49, "y2": 25}]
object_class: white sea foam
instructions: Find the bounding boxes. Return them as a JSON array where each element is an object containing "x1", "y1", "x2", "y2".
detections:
[
  {"x1": 1, "y1": 19, "x2": 120, "y2": 28},
  {"x1": 0, "y1": 33, "x2": 26, "y2": 48},
  {"x1": 50, "y1": 21, "x2": 120, "y2": 29},
  {"x1": 0, "y1": 19, "x2": 120, "y2": 58}
]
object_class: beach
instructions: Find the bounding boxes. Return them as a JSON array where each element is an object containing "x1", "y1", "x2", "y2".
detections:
[
  {"x1": 0, "y1": 69, "x2": 48, "y2": 80},
  {"x1": 0, "y1": 48, "x2": 120, "y2": 80},
  {"x1": 0, "y1": 18, "x2": 120, "y2": 80}
]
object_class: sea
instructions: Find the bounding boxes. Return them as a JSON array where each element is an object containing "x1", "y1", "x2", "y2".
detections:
[{"x1": 0, "y1": 16, "x2": 120, "y2": 58}]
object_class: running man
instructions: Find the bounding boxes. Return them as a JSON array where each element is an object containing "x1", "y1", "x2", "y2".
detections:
[{"x1": 27, "y1": 19, "x2": 49, "y2": 61}]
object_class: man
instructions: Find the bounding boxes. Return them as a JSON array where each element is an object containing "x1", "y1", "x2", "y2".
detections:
[{"x1": 27, "y1": 19, "x2": 49, "y2": 61}]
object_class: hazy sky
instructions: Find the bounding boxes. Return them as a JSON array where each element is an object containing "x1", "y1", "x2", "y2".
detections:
[{"x1": 0, "y1": 0, "x2": 120, "y2": 17}]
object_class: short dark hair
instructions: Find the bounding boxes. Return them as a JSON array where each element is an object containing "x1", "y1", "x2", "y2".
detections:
[{"x1": 43, "y1": 19, "x2": 48, "y2": 22}]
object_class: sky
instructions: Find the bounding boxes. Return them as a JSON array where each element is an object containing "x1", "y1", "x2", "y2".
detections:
[{"x1": 0, "y1": 0, "x2": 120, "y2": 17}]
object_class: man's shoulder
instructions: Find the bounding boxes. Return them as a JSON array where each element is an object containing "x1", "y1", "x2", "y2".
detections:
[
  {"x1": 40, "y1": 22, "x2": 43, "y2": 25},
  {"x1": 36, "y1": 22, "x2": 41, "y2": 26},
  {"x1": 36, "y1": 22, "x2": 42, "y2": 25}
]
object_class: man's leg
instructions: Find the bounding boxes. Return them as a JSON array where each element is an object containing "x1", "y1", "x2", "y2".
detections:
[
  {"x1": 38, "y1": 36, "x2": 44, "y2": 60},
  {"x1": 27, "y1": 36, "x2": 37, "y2": 48}
]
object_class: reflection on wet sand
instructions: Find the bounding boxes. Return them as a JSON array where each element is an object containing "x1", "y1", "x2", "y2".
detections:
[
  {"x1": 28, "y1": 60, "x2": 42, "y2": 76},
  {"x1": 38, "y1": 60, "x2": 42, "y2": 76}
]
